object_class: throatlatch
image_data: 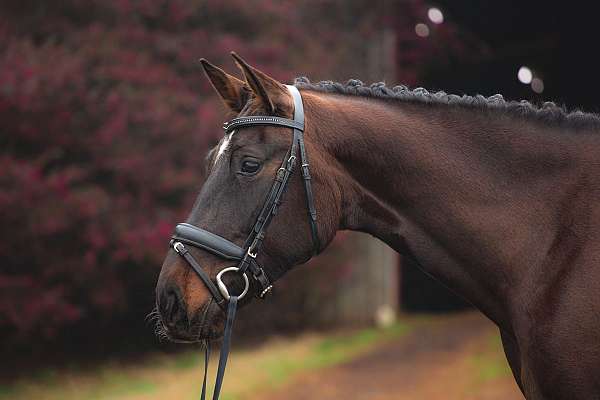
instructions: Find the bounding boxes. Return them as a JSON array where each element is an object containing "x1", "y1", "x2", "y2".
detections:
[{"x1": 169, "y1": 85, "x2": 319, "y2": 400}]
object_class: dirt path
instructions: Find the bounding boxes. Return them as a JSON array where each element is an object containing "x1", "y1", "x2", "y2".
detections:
[{"x1": 255, "y1": 312, "x2": 524, "y2": 400}]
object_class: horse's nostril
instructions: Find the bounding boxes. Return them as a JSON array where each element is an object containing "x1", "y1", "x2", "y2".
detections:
[{"x1": 160, "y1": 286, "x2": 187, "y2": 328}]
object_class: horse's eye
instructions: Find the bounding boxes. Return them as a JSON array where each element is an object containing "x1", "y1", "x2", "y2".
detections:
[{"x1": 240, "y1": 159, "x2": 261, "y2": 175}]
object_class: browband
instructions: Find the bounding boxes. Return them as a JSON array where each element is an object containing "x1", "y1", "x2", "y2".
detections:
[{"x1": 223, "y1": 116, "x2": 303, "y2": 134}]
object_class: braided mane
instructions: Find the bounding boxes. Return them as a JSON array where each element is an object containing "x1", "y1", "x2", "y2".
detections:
[{"x1": 294, "y1": 77, "x2": 600, "y2": 130}]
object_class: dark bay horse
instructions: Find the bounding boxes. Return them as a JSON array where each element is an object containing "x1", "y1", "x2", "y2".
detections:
[{"x1": 156, "y1": 53, "x2": 600, "y2": 399}]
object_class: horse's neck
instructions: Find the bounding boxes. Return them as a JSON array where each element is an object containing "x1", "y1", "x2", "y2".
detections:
[{"x1": 307, "y1": 91, "x2": 593, "y2": 329}]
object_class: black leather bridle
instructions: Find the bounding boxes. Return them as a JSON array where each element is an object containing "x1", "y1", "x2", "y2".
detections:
[{"x1": 168, "y1": 85, "x2": 319, "y2": 400}]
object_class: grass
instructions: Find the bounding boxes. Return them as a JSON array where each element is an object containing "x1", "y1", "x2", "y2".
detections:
[{"x1": 1, "y1": 320, "x2": 411, "y2": 400}]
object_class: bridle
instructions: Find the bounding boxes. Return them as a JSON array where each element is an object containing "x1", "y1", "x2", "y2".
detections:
[{"x1": 168, "y1": 85, "x2": 319, "y2": 400}]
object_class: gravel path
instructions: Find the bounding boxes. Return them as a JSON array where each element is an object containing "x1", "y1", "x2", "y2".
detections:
[{"x1": 256, "y1": 312, "x2": 524, "y2": 400}]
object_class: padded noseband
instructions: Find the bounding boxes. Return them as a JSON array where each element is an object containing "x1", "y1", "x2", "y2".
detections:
[{"x1": 172, "y1": 223, "x2": 244, "y2": 261}]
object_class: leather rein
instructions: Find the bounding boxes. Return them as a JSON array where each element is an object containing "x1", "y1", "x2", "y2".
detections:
[{"x1": 169, "y1": 85, "x2": 319, "y2": 399}]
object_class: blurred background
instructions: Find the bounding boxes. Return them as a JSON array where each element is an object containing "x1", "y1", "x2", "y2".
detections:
[{"x1": 1, "y1": 0, "x2": 598, "y2": 399}]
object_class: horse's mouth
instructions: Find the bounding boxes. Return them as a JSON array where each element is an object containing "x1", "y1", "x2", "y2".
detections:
[
  {"x1": 155, "y1": 277, "x2": 252, "y2": 344},
  {"x1": 160, "y1": 320, "x2": 224, "y2": 343},
  {"x1": 158, "y1": 300, "x2": 225, "y2": 343},
  {"x1": 162, "y1": 330, "x2": 204, "y2": 344}
]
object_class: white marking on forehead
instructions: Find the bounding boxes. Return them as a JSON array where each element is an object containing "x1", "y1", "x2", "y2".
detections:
[{"x1": 215, "y1": 130, "x2": 235, "y2": 163}]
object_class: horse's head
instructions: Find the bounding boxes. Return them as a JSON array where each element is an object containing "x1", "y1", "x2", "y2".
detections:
[{"x1": 155, "y1": 54, "x2": 337, "y2": 342}]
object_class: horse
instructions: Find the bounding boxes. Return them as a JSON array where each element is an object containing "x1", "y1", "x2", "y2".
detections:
[{"x1": 156, "y1": 52, "x2": 600, "y2": 399}]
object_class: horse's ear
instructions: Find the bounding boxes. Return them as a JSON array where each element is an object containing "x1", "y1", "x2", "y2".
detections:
[
  {"x1": 230, "y1": 52, "x2": 288, "y2": 115},
  {"x1": 199, "y1": 59, "x2": 250, "y2": 113}
]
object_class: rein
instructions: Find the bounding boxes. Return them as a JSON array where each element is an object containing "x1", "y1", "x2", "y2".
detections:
[{"x1": 169, "y1": 85, "x2": 319, "y2": 399}]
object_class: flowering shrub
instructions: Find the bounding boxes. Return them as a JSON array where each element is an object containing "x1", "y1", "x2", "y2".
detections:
[{"x1": 0, "y1": 0, "x2": 460, "y2": 356}]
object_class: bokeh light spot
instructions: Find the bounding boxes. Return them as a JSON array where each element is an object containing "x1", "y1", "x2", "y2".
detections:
[
  {"x1": 531, "y1": 77, "x2": 544, "y2": 93},
  {"x1": 517, "y1": 66, "x2": 533, "y2": 84},
  {"x1": 415, "y1": 23, "x2": 430, "y2": 37},
  {"x1": 428, "y1": 8, "x2": 444, "y2": 24}
]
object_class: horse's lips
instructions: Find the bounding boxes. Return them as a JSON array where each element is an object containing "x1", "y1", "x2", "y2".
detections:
[
  {"x1": 193, "y1": 300, "x2": 226, "y2": 341},
  {"x1": 159, "y1": 300, "x2": 225, "y2": 343}
]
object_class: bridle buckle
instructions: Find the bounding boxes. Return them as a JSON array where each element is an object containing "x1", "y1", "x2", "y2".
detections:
[
  {"x1": 247, "y1": 247, "x2": 258, "y2": 258},
  {"x1": 286, "y1": 154, "x2": 297, "y2": 170},
  {"x1": 173, "y1": 241, "x2": 185, "y2": 254}
]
